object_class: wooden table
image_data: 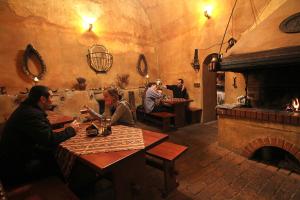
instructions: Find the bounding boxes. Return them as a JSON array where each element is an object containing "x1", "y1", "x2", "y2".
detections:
[
  {"x1": 47, "y1": 112, "x2": 74, "y2": 129},
  {"x1": 57, "y1": 123, "x2": 168, "y2": 200},
  {"x1": 163, "y1": 98, "x2": 193, "y2": 127}
]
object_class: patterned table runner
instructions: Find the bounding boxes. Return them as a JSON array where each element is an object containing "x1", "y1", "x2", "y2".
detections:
[{"x1": 56, "y1": 124, "x2": 145, "y2": 179}]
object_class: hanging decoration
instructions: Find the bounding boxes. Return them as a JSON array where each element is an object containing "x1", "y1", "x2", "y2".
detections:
[
  {"x1": 191, "y1": 49, "x2": 200, "y2": 72},
  {"x1": 137, "y1": 54, "x2": 148, "y2": 76},
  {"x1": 226, "y1": 37, "x2": 237, "y2": 52},
  {"x1": 87, "y1": 45, "x2": 113, "y2": 73},
  {"x1": 22, "y1": 44, "x2": 47, "y2": 82}
]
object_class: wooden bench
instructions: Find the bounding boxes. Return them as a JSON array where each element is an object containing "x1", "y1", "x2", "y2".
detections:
[
  {"x1": 4, "y1": 176, "x2": 79, "y2": 200},
  {"x1": 136, "y1": 108, "x2": 175, "y2": 131},
  {"x1": 186, "y1": 107, "x2": 202, "y2": 124},
  {"x1": 146, "y1": 141, "x2": 188, "y2": 197}
]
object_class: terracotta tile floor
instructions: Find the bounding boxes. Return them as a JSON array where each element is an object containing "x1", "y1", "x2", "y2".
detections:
[{"x1": 135, "y1": 121, "x2": 300, "y2": 200}]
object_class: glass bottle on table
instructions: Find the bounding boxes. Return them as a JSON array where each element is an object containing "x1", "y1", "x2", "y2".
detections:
[{"x1": 100, "y1": 116, "x2": 106, "y2": 135}]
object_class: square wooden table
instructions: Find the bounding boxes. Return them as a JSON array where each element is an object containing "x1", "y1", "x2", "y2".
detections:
[{"x1": 54, "y1": 121, "x2": 168, "y2": 200}]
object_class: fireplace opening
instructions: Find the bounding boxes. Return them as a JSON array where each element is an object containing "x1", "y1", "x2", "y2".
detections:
[
  {"x1": 246, "y1": 66, "x2": 300, "y2": 110},
  {"x1": 251, "y1": 146, "x2": 300, "y2": 174}
]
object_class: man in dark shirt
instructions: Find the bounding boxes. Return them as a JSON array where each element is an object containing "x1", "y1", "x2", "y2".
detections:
[
  {"x1": 165, "y1": 79, "x2": 189, "y2": 99},
  {"x1": 0, "y1": 85, "x2": 78, "y2": 186}
]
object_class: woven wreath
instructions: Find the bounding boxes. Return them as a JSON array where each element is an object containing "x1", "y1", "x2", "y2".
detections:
[
  {"x1": 22, "y1": 44, "x2": 46, "y2": 81},
  {"x1": 137, "y1": 54, "x2": 148, "y2": 76}
]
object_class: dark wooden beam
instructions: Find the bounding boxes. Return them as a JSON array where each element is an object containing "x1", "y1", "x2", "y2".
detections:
[{"x1": 219, "y1": 46, "x2": 300, "y2": 72}]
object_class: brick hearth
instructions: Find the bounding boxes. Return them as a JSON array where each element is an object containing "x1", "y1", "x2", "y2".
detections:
[
  {"x1": 217, "y1": 108, "x2": 300, "y2": 162},
  {"x1": 217, "y1": 108, "x2": 300, "y2": 125}
]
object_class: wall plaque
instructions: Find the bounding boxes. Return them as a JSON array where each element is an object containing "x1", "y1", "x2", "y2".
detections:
[{"x1": 279, "y1": 12, "x2": 300, "y2": 33}]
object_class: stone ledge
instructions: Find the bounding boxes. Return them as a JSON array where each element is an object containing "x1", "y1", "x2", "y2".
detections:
[{"x1": 217, "y1": 108, "x2": 300, "y2": 126}]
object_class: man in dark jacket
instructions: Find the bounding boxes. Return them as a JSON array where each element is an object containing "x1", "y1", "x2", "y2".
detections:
[
  {"x1": 165, "y1": 79, "x2": 189, "y2": 99},
  {"x1": 0, "y1": 85, "x2": 78, "y2": 186}
]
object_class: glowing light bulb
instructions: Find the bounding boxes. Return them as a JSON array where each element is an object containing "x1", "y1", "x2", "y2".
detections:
[
  {"x1": 82, "y1": 16, "x2": 96, "y2": 31},
  {"x1": 204, "y1": 5, "x2": 213, "y2": 19}
]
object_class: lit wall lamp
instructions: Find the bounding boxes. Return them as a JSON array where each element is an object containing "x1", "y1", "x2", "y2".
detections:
[
  {"x1": 204, "y1": 5, "x2": 213, "y2": 19},
  {"x1": 83, "y1": 16, "x2": 96, "y2": 32}
]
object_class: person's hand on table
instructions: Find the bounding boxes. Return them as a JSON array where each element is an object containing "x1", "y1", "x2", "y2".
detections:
[{"x1": 68, "y1": 120, "x2": 80, "y2": 132}]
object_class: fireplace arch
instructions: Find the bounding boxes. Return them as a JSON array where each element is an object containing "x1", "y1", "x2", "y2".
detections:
[{"x1": 242, "y1": 137, "x2": 300, "y2": 162}]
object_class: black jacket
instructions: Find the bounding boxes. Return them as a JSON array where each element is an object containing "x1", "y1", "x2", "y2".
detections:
[
  {"x1": 0, "y1": 101, "x2": 75, "y2": 182},
  {"x1": 166, "y1": 85, "x2": 189, "y2": 99}
]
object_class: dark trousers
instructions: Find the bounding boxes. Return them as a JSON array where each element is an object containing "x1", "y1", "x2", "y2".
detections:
[{"x1": 152, "y1": 104, "x2": 169, "y2": 113}]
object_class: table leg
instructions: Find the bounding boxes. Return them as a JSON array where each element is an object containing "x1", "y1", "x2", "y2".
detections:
[
  {"x1": 112, "y1": 151, "x2": 146, "y2": 200},
  {"x1": 173, "y1": 104, "x2": 186, "y2": 128}
]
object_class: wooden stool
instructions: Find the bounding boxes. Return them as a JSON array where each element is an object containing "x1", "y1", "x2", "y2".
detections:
[{"x1": 146, "y1": 142, "x2": 188, "y2": 197}]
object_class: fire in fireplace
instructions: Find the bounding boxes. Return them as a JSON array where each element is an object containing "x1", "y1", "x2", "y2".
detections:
[{"x1": 246, "y1": 66, "x2": 300, "y2": 110}]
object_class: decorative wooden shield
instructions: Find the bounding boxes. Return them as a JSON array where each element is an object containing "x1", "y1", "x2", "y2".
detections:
[{"x1": 87, "y1": 45, "x2": 113, "y2": 73}]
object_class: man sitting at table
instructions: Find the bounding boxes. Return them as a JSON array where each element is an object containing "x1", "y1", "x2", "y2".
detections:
[
  {"x1": 0, "y1": 85, "x2": 79, "y2": 186},
  {"x1": 144, "y1": 82, "x2": 167, "y2": 113},
  {"x1": 85, "y1": 87, "x2": 135, "y2": 126},
  {"x1": 164, "y1": 78, "x2": 189, "y2": 99}
]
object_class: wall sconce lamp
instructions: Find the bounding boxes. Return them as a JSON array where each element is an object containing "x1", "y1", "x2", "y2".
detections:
[
  {"x1": 191, "y1": 49, "x2": 200, "y2": 72},
  {"x1": 88, "y1": 23, "x2": 93, "y2": 32},
  {"x1": 204, "y1": 5, "x2": 213, "y2": 19},
  {"x1": 83, "y1": 16, "x2": 96, "y2": 32}
]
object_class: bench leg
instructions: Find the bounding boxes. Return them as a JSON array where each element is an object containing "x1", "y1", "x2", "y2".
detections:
[
  {"x1": 162, "y1": 118, "x2": 171, "y2": 132},
  {"x1": 162, "y1": 160, "x2": 178, "y2": 197}
]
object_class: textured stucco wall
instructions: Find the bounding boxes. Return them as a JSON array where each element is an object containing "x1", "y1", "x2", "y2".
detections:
[
  {"x1": 0, "y1": 0, "x2": 157, "y2": 94},
  {"x1": 139, "y1": 0, "x2": 280, "y2": 122}
]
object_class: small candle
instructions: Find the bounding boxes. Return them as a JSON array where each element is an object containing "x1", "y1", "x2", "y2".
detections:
[
  {"x1": 145, "y1": 74, "x2": 149, "y2": 86},
  {"x1": 33, "y1": 77, "x2": 39, "y2": 82}
]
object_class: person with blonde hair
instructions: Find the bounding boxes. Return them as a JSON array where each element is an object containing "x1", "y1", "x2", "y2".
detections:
[{"x1": 86, "y1": 87, "x2": 135, "y2": 126}]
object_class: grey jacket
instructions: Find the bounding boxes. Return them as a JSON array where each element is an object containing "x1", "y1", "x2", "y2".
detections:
[
  {"x1": 106, "y1": 100, "x2": 135, "y2": 126},
  {"x1": 144, "y1": 88, "x2": 163, "y2": 113}
]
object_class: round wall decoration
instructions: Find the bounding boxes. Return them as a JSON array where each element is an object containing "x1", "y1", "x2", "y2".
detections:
[
  {"x1": 87, "y1": 45, "x2": 113, "y2": 73},
  {"x1": 22, "y1": 44, "x2": 46, "y2": 81},
  {"x1": 137, "y1": 54, "x2": 148, "y2": 76},
  {"x1": 279, "y1": 12, "x2": 300, "y2": 33}
]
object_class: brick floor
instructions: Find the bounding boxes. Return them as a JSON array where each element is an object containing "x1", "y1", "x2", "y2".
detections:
[
  {"x1": 78, "y1": 122, "x2": 300, "y2": 199},
  {"x1": 135, "y1": 121, "x2": 300, "y2": 200}
]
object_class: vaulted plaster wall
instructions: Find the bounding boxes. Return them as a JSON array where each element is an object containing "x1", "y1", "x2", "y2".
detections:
[
  {"x1": 0, "y1": 0, "x2": 295, "y2": 123},
  {"x1": 0, "y1": 0, "x2": 157, "y2": 94}
]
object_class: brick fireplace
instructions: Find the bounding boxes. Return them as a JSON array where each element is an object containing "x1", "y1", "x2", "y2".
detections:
[
  {"x1": 217, "y1": 46, "x2": 300, "y2": 171},
  {"x1": 217, "y1": 108, "x2": 300, "y2": 158}
]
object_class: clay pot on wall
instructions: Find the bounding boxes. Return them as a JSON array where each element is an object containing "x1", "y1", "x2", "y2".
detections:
[{"x1": 75, "y1": 77, "x2": 87, "y2": 91}]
